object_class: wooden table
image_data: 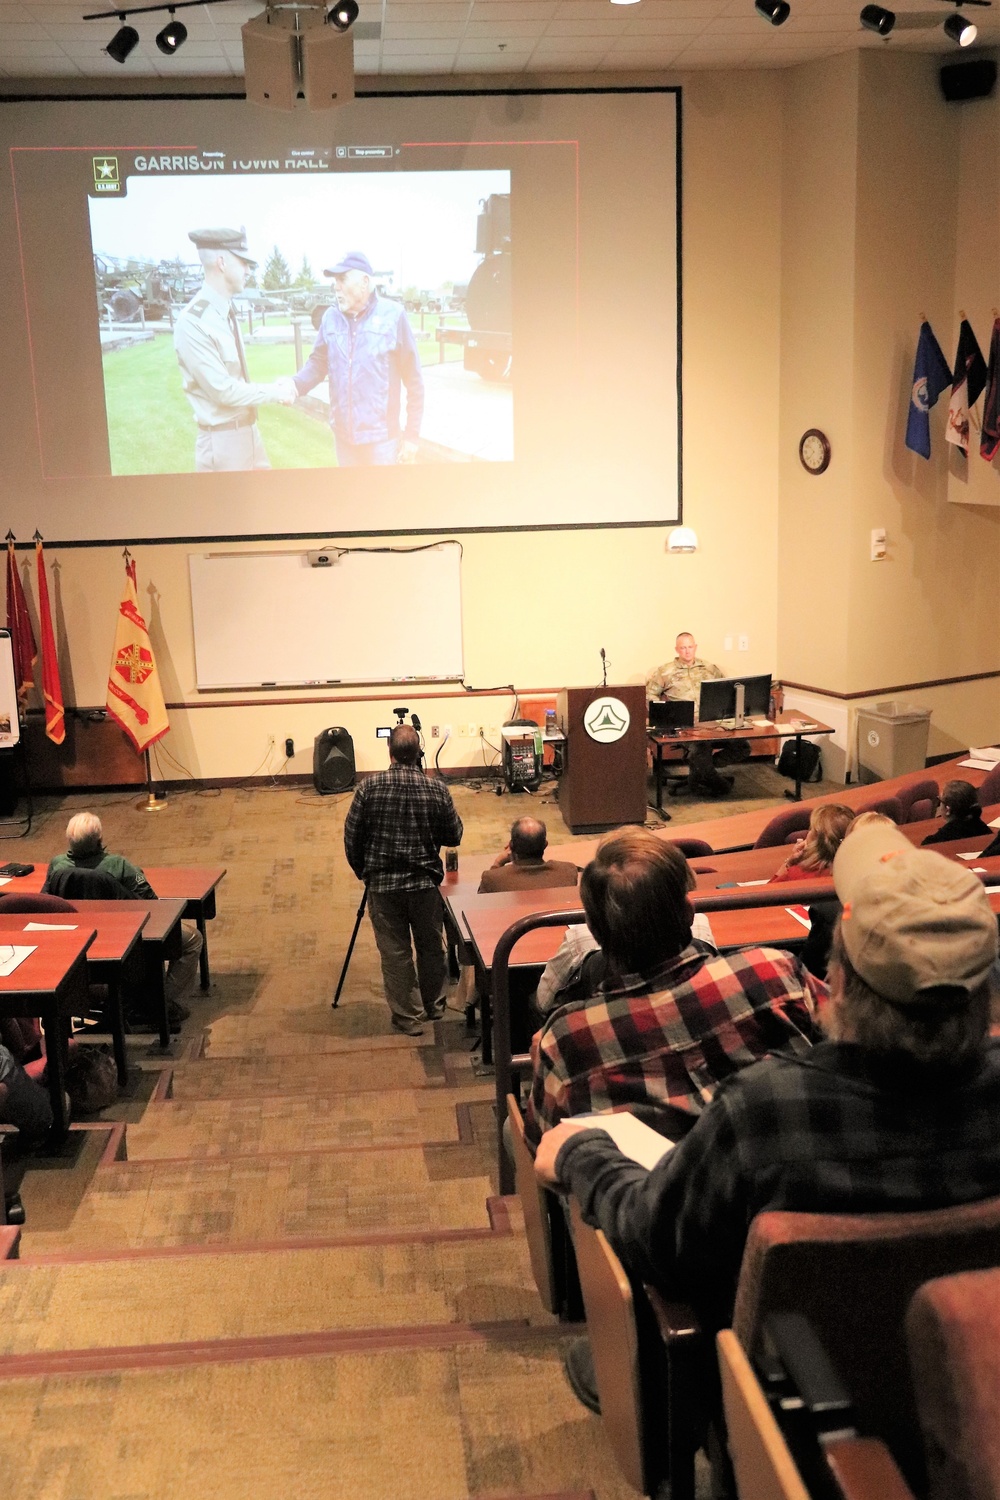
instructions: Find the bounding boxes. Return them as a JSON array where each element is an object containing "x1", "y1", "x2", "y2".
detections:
[
  {"x1": 0, "y1": 929, "x2": 94, "y2": 1139},
  {"x1": 68, "y1": 899, "x2": 185, "y2": 1050},
  {"x1": 4, "y1": 863, "x2": 225, "y2": 995},
  {"x1": 0, "y1": 909, "x2": 147, "y2": 1086},
  {"x1": 648, "y1": 712, "x2": 836, "y2": 813}
]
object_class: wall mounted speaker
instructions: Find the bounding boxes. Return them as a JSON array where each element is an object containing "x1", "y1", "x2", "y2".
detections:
[
  {"x1": 313, "y1": 726, "x2": 356, "y2": 794},
  {"x1": 940, "y1": 59, "x2": 997, "y2": 102}
]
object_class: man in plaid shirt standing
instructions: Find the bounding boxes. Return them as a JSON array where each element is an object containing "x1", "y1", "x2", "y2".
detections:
[
  {"x1": 344, "y1": 724, "x2": 463, "y2": 1036},
  {"x1": 524, "y1": 828, "x2": 824, "y2": 1152}
]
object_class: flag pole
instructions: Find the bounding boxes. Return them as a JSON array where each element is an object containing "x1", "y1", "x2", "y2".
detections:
[{"x1": 140, "y1": 746, "x2": 168, "y2": 812}]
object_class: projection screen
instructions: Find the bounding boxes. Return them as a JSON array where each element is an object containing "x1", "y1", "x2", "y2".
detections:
[{"x1": 0, "y1": 88, "x2": 680, "y2": 541}]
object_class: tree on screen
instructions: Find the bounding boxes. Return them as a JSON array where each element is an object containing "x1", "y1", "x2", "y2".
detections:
[
  {"x1": 262, "y1": 246, "x2": 292, "y2": 291},
  {"x1": 294, "y1": 257, "x2": 316, "y2": 289}
]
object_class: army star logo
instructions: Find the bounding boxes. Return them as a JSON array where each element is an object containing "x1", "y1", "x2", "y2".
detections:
[
  {"x1": 584, "y1": 696, "x2": 630, "y2": 744},
  {"x1": 93, "y1": 156, "x2": 121, "y2": 194},
  {"x1": 115, "y1": 643, "x2": 153, "y2": 686}
]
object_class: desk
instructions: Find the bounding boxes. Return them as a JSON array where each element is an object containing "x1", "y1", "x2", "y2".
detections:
[
  {"x1": 0, "y1": 910, "x2": 146, "y2": 1086},
  {"x1": 0, "y1": 929, "x2": 94, "y2": 1139},
  {"x1": 649, "y1": 712, "x2": 836, "y2": 813},
  {"x1": 69, "y1": 899, "x2": 185, "y2": 1049},
  {"x1": 138, "y1": 866, "x2": 226, "y2": 990}
]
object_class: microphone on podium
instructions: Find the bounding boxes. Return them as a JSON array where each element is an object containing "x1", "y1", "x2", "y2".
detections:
[{"x1": 600, "y1": 647, "x2": 607, "y2": 688}]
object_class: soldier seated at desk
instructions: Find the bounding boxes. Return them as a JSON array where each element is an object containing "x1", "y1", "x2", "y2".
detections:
[{"x1": 646, "y1": 631, "x2": 745, "y2": 797}]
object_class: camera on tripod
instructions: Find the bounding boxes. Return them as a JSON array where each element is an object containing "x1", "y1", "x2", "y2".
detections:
[{"x1": 393, "y1": 706, "x2": 408, "y2": 724}]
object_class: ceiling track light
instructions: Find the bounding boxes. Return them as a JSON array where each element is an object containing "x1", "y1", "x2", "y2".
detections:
[
  {"x1": 155, "y1": 8, "x2": 187, "y2": 52},
  {"x1": 754, "y1": 0, "x2": 791, "y2": 24},
  {"x1": 105, "y1": 14, "x2": 139, "y2": 60},
  {"x1": 860, "y1": 3, "x2": 895, "y2": 32},
  {"x1": 944, "y1": 10, "x2": 977, "y2": 42},
  {"x1": 328, "y1": 0, "x2": 359, "y2": 31}
]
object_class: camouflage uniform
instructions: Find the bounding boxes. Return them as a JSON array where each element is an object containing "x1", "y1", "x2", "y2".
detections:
[{"x1": 646, "y1": 657, "x2": 723, "y2": 713}]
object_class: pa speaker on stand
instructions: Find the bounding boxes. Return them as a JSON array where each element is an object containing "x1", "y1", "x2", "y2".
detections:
[{"x1": 313, "y1": 727, "x2": 356, "y2": 794}]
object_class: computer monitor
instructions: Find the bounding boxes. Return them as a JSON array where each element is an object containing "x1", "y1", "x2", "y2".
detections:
[
  {"x1": 648, "y1": 699, "x2": 695, "y2": 731},
  {"x1": 698, "y1": 673, "x2": 772, "y2": 724}
]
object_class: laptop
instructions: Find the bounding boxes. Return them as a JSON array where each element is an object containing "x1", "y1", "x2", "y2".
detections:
[{"x1": 648, "y1": 699, "x2": 695, "y2": 731}]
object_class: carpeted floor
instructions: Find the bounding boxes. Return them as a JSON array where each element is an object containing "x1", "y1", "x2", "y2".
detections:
[{"x1": 0, "y1": 765, "x2": 830, "y2": 1497}]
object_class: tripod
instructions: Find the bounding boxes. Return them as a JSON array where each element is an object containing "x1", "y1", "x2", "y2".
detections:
[{"x1": 332, "y1": 887, "x2": 367, "y2": 1008}]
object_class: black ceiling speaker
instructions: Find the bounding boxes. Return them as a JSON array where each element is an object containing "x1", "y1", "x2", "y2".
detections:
[
  {"x1": 940, "y1": 58, "x2": 997, "y2": 101},
  {"x1": 313, "y1": 726, "x2": 356, "y2": 794}
]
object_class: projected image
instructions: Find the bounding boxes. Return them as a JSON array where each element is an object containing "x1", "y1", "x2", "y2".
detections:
[{"x1": 88, "y1": 169, "x2": 512, "y2": 473}]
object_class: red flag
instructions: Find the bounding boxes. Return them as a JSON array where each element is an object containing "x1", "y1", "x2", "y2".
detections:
[
  {"x1": 5, "y1": 538, "x2": 36, "y2": 705},
  {"x1": 106, "y1": 557, "x2": 169, "y2": 754},
  {"x1": 35, "y1": 538, "x2": 65, "y2": 745}
]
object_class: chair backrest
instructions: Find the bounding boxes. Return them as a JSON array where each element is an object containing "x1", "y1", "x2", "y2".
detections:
[
  {"x1": 976, "y1": 764, "x2": 1000, "y2": 808},
  {"x1": 732, "y1": 1197, "x2": 1000, "y2": 1494},
  {"x1": 907, "y1": 1265, "x2": 1000, "y2": 1500},
  {"x1": 906, "y1": 799, "x2": 936, "y2": 824},
  {"x1": 570, "y1": 1198, "x2": 658, "y2": 1496},
  {"x1": 506, "y1": 1094, "x2": 558, "y2": 1316},
  {"x1": 718, "y1": 1330, "x2": 916, "y2": 1500},
  {"x1": 669, "y1": 838, "x2": 714, "y2": 859},
  {"x1": 44, "y1": 867, "x2": 130, "y2": 901},
  {"x1": 897, "y1": 779, "x2": 940, "y2": 817},
  {"x1": 0, "y1": 892, "x2": 75, "y2": 914},
  {"x1": 754, "y1": 808, "x2": 813, "y2": 849},
  {"x1": 854, "y1": 796, "x2": 904, "y2": 823}
]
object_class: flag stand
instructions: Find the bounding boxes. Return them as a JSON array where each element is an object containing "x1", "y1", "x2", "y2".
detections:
[{"x1": 139, "y1": 748, "x2": 168, "y2": 812}]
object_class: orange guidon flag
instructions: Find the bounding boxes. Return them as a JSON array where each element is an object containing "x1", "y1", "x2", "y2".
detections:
[
  {"x1": 105, "y1": 557, "x2": 169, "y2": 754},
  {"x1": 35, "y1": 538, "x2": 65, "y2": 745},
  {"x1": 5, "y1": 537, "x2": 36, "y2": 705}
]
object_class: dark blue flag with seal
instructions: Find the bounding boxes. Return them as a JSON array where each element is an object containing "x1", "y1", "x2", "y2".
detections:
[{"x1": 905, "y1": 320, "x2": 952, "y2": 459}]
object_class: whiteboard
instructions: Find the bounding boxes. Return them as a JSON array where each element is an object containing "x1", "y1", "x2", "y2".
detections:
[{"x1": 189, "y1": 544, "x2": 464, "y2": 690}]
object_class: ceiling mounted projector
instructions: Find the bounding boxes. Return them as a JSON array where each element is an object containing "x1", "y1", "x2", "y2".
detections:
[{"x1": 242, "y1": 2, "x2": 355, "y2": 111}]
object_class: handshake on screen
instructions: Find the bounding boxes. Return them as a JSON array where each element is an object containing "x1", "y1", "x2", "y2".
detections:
[{"x1": 268, "y1": 376, "x2": 298, "y2": 406}]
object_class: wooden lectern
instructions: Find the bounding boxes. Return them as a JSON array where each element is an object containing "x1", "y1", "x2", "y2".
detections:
[{"x1": 557, "y1": 685, "x2": 648, "y2": 833}]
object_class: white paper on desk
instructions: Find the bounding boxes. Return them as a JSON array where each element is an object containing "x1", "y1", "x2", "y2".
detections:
[
  {"x1": 973, "y1": 868, "x2": 988, "y2": 873},
  {"x1": 959, "y1": 759, "x2": 997, "y2": 772},
  {"x1": 956, "y1": 852, "x2": 983, "y2": 861},
  {"x1": 737, "y1": 879, "x2": 769, "y2": 887},
  {"x1": 984, "y1": 887, "x2": 1000, "y2": 896},
  {"x1": 784, "y1": 906, "x2": 812, "y2": 931},
  {"x1": 0, "y1": 878, "x2": 12, "y2": 888},
  {"x1": 571, "y1": 1113, "x2": 675, "y2": 1171},
  {"x1": 0, "y1": 945, "x2": 35, "y2": 976},
  {"x1": 969, "y1": 747, "x2": 1000, "y2": 764},
  {"x1": 23, "y1": 922, "x2": 78, "y2": 931},
  {"x1": 989, "y1": 817, "x2": 1000, "y2": 830}
]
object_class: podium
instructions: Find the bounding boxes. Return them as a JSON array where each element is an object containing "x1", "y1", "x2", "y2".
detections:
[{"x1": 557, "y1": 685, "x2": 648, "y2": 834}]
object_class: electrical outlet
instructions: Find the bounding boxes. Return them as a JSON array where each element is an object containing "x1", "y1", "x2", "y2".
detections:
[
  {"x1": 477, "y1": 724, "x2": 485, "y2": 738},
  {"x1": 488, "y1": 725, "x2": 499, "y2": 741},
  {"x1": 431, "y1": 725, "x2": 439, "y2": 739},
  {"x1": 443, "y1": 724, "x2": 453, "y2": 739},
  {"x1": 284, "y1": 737, "x2": 294, "y2": 758},
  {"x1": 738, "y1": 634, "x2": 749, "y2": 651}
]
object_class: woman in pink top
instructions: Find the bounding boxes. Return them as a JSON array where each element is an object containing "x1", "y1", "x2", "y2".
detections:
[{"x1": 768, "y1": 803, "x2": 855, "y2": 884}]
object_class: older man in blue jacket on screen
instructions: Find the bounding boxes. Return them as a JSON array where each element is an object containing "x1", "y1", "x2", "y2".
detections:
[{"x1": 291, "y1": 251, "x2": 425, "y2": 466}]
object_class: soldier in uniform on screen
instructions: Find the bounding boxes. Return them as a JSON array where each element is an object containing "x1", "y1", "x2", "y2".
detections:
[
  {"x1": 290, "y1": 252, "x2": 425, "y2": 466},
  {"x1": 173, "y1": 228, "x2": 295, "y2": 473}
]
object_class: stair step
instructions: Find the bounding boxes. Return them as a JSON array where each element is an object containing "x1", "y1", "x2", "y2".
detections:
[
  {"x1": 127, "y1": 1084, "x2": 494, "y2": 1160},
  {"x1": 167, "y1": 1048, "x2": 448, "y2": 1100},
  {"x1": 19, "y1": 1143, "x2": 495, "y2": 1255},
  {"x1": 0, "y1": 1336, "x2": 635, "y2": 1500}
]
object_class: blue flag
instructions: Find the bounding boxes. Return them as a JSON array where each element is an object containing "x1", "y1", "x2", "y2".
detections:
[{"x1": 905, "y1": 321, "x2": 952, "y2": 459}]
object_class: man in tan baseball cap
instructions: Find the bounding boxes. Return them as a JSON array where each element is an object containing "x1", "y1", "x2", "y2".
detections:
[{"x1": 533, "y1": 818, "x2": 1000, "y2": 1365}]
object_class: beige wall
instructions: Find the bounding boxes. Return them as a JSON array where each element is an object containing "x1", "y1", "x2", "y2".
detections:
[{"x1": 12, "y1": 56, "x2": 1000, "y2": 781}]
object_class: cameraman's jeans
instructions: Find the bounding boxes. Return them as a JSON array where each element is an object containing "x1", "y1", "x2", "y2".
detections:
[
  {"x1": 0, "y1": 1045, "x2": 53, "y2": 1203},
  {"x1": 367, "y1": 888, "x2": 446, "y2": 1025}
]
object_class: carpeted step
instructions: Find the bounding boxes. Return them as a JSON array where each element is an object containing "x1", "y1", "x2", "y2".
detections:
[
  {"x1": 17, "y1": 1143, "x2": 496, "y2": 1255},
  {"x1": 0, "y1": 1235, "x2": 555, "y2": 1355},
  {"x1": 0, "y1": 1334, "x2": 637, "y2": 1500},
  {"x1": 166, "y1": 1047, "x2": 450, "y2": 1100},
  {"x1": 198, "y1": 1012, "x2": 474, "y2": 1059},
  {"x1": 127, "y1": 1084, "x2": 495, "y2": 1160}
]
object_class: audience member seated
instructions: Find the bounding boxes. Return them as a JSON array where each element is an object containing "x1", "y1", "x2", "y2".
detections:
[
  {"x1": 535, "y1": 822, "x2": 1000, "y2": 1350},
  {"x1": 523, "y1": 828, "x2": 824, "y2": 1153},
  {"x1": 0, "y1": 1035, "x2": 53, "y2": 1225},
  {"x1": 478, "y1": 818, "x2": 579, "y2": 894},
  {"x1": 922, "y1": 781, "x2": 991, "y2": 846},
  {"x1": 767, "y1": 803, "x2": 854, "y2": 884},
  {"x1": 799, "y1": 811, "x2": 894, "y2": 980},
  {"x1": 43, "y1": 812, "x2": 203, "y2": 1018},
  {"x1": 535, "y1": 844, "x2": 716, "y2": 1017}
]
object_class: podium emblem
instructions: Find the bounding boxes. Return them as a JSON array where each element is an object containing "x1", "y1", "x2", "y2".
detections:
[{"x1": 584, "y1": 696, "x2": 630, "y2": 744}]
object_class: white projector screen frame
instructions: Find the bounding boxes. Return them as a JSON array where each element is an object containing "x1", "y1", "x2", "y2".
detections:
[
  {"x1": 0, "y1": 87, "x2": 681, "y2": 542},
  {"x1": 189, "y1": 542, "x2": 464, "y2": 689}
]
